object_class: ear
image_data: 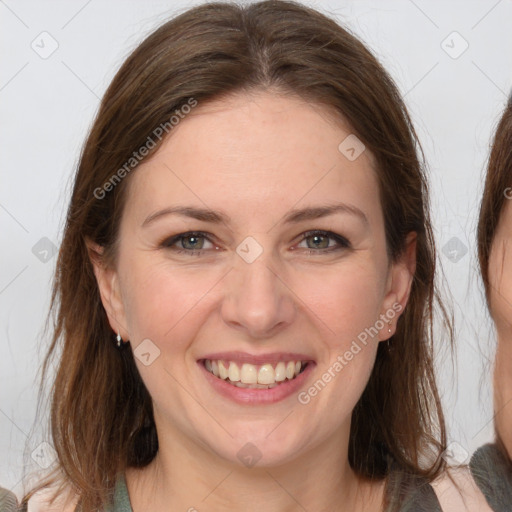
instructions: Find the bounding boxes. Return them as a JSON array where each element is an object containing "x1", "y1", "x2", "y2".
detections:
[
  {"x1": 378, "y1": 231, "x2": 417, "y2": 341},
  {"x1": 86, "y1": 238, "x2": 130, "y2": 340}
]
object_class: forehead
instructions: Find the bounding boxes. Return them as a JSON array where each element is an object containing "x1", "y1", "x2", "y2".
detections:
[{"x1": 124, "y1": 91, "x2": 382, "y2": 229}]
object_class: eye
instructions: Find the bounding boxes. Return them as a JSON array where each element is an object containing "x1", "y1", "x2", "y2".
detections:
[
  {"x1": 160, "y1": 231, "x2": 217, "y2": 255},
  {"x1": 295, "y1": 230, "x2": 351, "y2": 254}
]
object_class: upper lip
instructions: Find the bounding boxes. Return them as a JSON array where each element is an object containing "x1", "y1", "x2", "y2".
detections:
[{"x1": 199, "y1": 351, "x2": 315, "y2": 366}]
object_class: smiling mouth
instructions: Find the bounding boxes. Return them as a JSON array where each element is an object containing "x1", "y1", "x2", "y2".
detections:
[{"x1": 201, "y1": 359, "x2": 310, "y2": 389}]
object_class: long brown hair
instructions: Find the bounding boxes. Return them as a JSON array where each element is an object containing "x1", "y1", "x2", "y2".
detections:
[{"x1": 23, "y1": 1, "x2": 450, "y2": 510}]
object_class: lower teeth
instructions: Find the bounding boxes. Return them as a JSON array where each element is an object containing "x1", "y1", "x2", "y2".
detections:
[{"x1": 230, "y1": 380, "x2": 282, "y2": 389}]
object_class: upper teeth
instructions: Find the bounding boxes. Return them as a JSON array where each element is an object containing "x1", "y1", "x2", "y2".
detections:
[{"x1": 205, "y1": 359, "x2": 305, "y2": 385}]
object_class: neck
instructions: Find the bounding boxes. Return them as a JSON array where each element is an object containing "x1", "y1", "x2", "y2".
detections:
[{"x1": 125, "y1": 418, "x2": 384, "y2": 512}]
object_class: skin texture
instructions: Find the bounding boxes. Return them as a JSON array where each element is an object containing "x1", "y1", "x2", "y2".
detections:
[
  {"x1": 90, "y1": 91, "x2": 416, "y2": 512},
  {"x1": 431, "y1": 468, "x2": 493, "y2": 512},
  {"x1": 488, "y1": 199, "x2": 512, "y2": 460}
]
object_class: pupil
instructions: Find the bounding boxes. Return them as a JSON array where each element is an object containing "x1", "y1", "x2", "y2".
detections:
[
  {"x1": 310, "y1": 235, "x2": 327, "y2": 249},
  {"x1": 185, "y1": 236, "x2": 202, "y2": 249}
]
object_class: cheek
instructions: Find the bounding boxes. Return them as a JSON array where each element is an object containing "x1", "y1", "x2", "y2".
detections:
[
  {"x1": 119, "y1": 262, "x2": 222, "y2": 408},
  {"x1": 489, "y1": 240, "x2": 512, "y2": 332},
  {"x1": 289, "y1": 261, "x2": 386, "y2": 408},
  {"x1": 292, "y1": 260, "x2": 385, "y2": 337},
  {"x1": 290, "y1": 259, "x2": 386, "y2": 402},
  {"x1": 121, "y1": 262, "x2": 220, "y2": 343}
]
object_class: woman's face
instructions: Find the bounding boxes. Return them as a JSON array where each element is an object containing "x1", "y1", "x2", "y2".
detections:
[
  {"x1": 94, "y1": 91, "x2": 415, "y2": 468},
  {"x1": 489, "y1": 199, "x2": 512, "y2": 459}
]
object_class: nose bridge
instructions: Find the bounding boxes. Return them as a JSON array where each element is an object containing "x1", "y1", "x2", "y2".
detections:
[{"x1": 221, "y1": 235, "x2": 295, "y2": 337}]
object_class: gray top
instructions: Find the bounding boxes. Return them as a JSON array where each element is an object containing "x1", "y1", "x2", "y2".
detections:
[
  {"x1": 470, "y1": 443, "x2": 512, "y2": 512},
  {"x1": 0, "y1": 488, "x2": 18, "y2": 512},
  {"x1": 105, "y1": 474, "x2": 132, "y2": 512},
  {"x1": 384, "y1": 467, "x2": 442, "y2": 512}
]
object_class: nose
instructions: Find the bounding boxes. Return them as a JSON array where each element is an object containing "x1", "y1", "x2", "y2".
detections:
[{"x1": 220, "y1": 247, "x2": 297, "y2": 339}]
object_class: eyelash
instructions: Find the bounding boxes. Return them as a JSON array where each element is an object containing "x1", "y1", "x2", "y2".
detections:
[{"x1": 160, "y1": 230, "x2": 351, "y2": 256}]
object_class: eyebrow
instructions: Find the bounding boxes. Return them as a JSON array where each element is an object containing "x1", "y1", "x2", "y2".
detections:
[{"x1": 142, "y1": 202, "x2": 369, "y2": 228}]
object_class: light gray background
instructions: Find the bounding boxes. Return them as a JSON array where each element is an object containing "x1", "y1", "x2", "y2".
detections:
[{"x1": 1, "y1": 0, "x2": 511, "y2": 498}]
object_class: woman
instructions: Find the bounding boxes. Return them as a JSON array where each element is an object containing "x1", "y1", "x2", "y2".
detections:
[
  {"x1": 472, "y1": 94, "x2": 512, "y2": 511},
  {"x1": 13, "y1": 1, "x2": 465, "y2": 511}
]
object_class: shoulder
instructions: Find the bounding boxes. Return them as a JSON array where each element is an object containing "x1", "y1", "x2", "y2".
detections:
[
  {"x1": 431, "y1": 465, "x2": 493, "y2": 512},
  {"x1": 469, "y1": 443, "x2": 511, "y2": 480},
  {"x1": 0, "y1": 486, "x2": 19, "y2": 511},
  {"x1": 385, "y1": 468, "x2": 442, "y2": 511},
  {"x1": 24, "y1": 482, "x2": 79, "y2": 512},
  {"x1": 23, "y1": 471, "x2": 127, "y2": 512},
  {"x1": 469, "y1": 443, "x2": 512, "y2": 511}
]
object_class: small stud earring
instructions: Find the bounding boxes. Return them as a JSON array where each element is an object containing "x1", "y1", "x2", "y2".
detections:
[
  {"x1": 116, "y1": 332, "x2": 122, "y2": 347},
  {"x1": 388, "y1": 321, "x2": 392, "y2": 334}
]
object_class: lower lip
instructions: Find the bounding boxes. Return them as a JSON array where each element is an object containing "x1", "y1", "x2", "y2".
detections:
[{"x1": 198, "y1": 360, "x2": 315, "y2": 405}]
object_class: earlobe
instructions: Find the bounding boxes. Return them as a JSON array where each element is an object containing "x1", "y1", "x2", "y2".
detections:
[
  {"x1": 379, "y1": 291, "x2": 401, "y2": 341},
  {"x1": 85, "y1": 238, "x2": 129, "y2": 340}
]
